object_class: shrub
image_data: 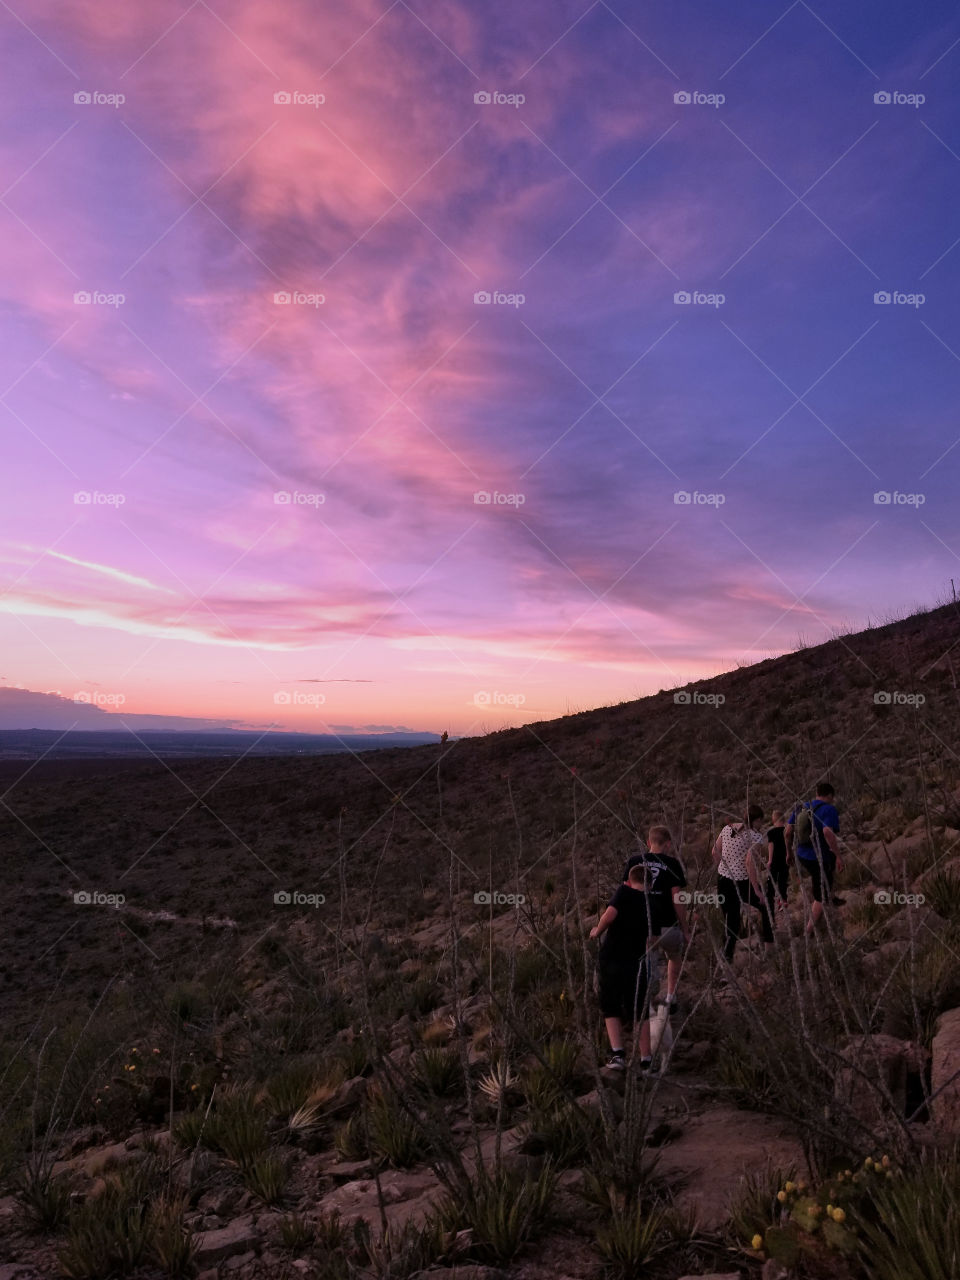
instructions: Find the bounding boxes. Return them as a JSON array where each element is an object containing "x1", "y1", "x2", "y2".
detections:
[
  {"x1": 413, "y1": 1047, "x2": 462, "y2": 1097},
  {"x1": 264, "y1": 1059, "x2": 321, "y2": 1118},
  {"x1": 147, "y1": 1194, "x2": 196, "y2": 1277},
  {"x1": 854, "y1": 1148, "x2": 960, "y2": 1279},
  {"x1": 436, "y1": 1163, "x2": 556, "y2": 1264},
  {"x1": 367, "y1": 1088, "x2": 428, "y2": 1168},
  {"x1": 595, "y1": 1198, "x2": 670, "y2": 1277},
  {"x1": 15, "y1": 1158, "x2": 71, "y2": 1232},
  {"x1": 241, "y1": 1151, "x2": 290, "y2": 1205},
  {"x1": 279, "y1": 1212, "x2": 315, "y2": 1251},
  {"x1": 334, "y1": 1111, "x2": 369, "y2": 1161}
]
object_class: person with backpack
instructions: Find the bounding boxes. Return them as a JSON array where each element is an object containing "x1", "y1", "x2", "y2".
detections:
[
  {"x1": 785, "y1": 782, "x2": 843, "y2": 934},
  {"x1": 712, "y1": 804, "x2": 774, "y2": 963},
  {"x1": 621, "y1": 825, "x2": 689, "y2": 1011}
]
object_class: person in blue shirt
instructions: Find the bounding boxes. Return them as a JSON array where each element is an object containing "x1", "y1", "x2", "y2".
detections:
[{"x1": 784, "y1": 781, "x2": 843, "y2": 935}]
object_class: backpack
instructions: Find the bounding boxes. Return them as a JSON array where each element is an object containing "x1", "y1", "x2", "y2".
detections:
[{"x1": 794, "y1": 800, "x2": 824, "y2": 847}]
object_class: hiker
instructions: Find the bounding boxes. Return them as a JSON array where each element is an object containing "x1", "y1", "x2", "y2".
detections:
[
  {"x1": 589, "y1": 863, "x2": 656, "y2": 1073},
  {"x1": 712, "y1": 805, "x2": 774, "y2": 962},
  {"x1": 765, "y1": 809, "x2": 790, "y2": 919},
  {"x1": 785, "y1": 782, "x2": 843, "y2": 934},
  {"x1": 621, "y1": 825, "x2": 689, "y2": 1011}
]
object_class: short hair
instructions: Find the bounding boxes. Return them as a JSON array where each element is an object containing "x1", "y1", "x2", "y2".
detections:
[
  {"x1": 816, "y1": 781, "x2": 835, "y2": 798},
  {"x1": 627, "y1": 864, "x2": 647, "y2": 885},
  {"x1": 746, "y1": 804, "x2": 764, "y2": 824},
  {"x1": 771, "y1": 809, "x2": 784, "y2": 823},
  {"x1": 647, "y1": 824, "x2": 672, "y2": 847}
]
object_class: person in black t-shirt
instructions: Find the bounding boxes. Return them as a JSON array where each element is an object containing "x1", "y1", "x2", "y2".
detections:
[
  {"x1": 621, "y1": 825, "x2": 688, "y2": 1009},
  {"x1": 589, "y1": 864, "x2": 655, "y2": 1071},
  {"x1": 765, "y1": 810, "x2": 789, "y2": 920}
]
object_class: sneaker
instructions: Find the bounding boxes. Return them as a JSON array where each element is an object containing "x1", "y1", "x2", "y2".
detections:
[
  {"x1": 604, "y1": 1052, "x2": 626, "y2": 1071},
  {"x1": 636, "y1": 1057, "x2": 654, "y2": 1075}
]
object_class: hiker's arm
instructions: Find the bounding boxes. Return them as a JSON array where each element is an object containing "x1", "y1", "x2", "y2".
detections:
[
  {"x1": 767, "y1": 840, "x2": 775, "y2": 870},
  {"x1": 589, "y1": 905, "x2": 617, "y2": 939},
  {"x1": 784, "y1": 823, "x2": 794, "y2": 855},
  {"x1": 746, "y1": 847, "x2": 763, "y2": 895},
  {"x1": 672, "y1": 888, "x2": 689, "y2": 939},
  {"x1": 824, "y1": 826, "x2": 843, "y2": 868},
  {"x1": 711, "y1": 834, "x2": 723, "y2": 866}
]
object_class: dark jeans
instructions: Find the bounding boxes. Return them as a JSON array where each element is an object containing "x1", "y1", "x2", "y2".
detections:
[
  {"x1": 718, "y1": 875, "x2": 774, "y2": 962},
  {"x1": 765, "y1": 858, "x2": 789, "y2": 917},
  {"x1": 798, "y1": 852, "x2": 835, "y2": 903}
]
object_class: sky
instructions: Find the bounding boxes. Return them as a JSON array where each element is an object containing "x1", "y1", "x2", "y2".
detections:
[{"x1": 1, "y1": 0, "x2": 959, "y2": 736}]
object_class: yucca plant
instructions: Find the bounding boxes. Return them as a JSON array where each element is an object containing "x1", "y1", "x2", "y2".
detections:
[
  {"x1": 854, "y1": 1149, "x2": 960, "y2": 1280},
  {"x1": 367, "y1": 1088, "x2": 428, "y2": 1168},
  {"x1": 334, "y1": 1110, "x2": 369, "y2": 1162},
  {"x1": 278, "y1": 1212, "x2": 315, "y2": 1251},
  {"x1": 477, "y1": 1058, "x2": 517, "y2": 1106},
  {"x1": 595, "y1": 1197, "x2": 670, "y2": 1276},
  {"x1": 147, "y1": 1194, "x2": 196, "y2": 1277},
  {"x1": 727, "y1": 1163, "x2": 797, "y2": 1248},
  {"x1": 517, "y1": 1099, "x2": 600, "y2": 1168},
  {"x1": 263, "y1": 1060, "x2": 321, "y2": 1118},
  {"x1": 58, "y1": 1179, "x2": 152, "y2": 1278},
  {"x1": 413, "y1": 1047, "x2": 462, "y2": 1097},
  {"x1": 351, "y1": 1215, "x2": 449, "y2": 1278},
  {"x1": 436, "y1": 1162, "x2": 557, "y2": 1264},
  {"x1": 15, "y1": 1157, "x2": 71, "y2": 1232},
  {"x1": 241, "y1": 1150, "x2": 290, "y2": 1205}
]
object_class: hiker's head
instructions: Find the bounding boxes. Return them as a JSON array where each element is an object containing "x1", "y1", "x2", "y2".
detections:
[
  {"x1": 627, "y1": 864, "x2": 647, "y2": 888},
  {"x1": 771, "y1": 809, "x2": 784, "y2": 825},
  {"x1": 646, "y1": 824, "x2": 672, "y2": 851},
  {"x1": 815, "y1": 781, "x2": 835, "y2": 799},
  {"x1": 745, "y1": 804, "x2": 764, "y2": 828}
]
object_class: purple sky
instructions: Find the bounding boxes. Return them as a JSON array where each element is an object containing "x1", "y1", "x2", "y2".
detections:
[{"x1": 1, "y1": 0, "x2": 959, "y2": 734}]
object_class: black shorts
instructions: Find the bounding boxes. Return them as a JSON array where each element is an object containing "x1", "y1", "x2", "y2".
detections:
[
  {"x1": 798, "y1": 854, "x2": 835, "y2": 903},
  {"x1": 598, "y1": 953, "x2": 650, "y2": 1022}
]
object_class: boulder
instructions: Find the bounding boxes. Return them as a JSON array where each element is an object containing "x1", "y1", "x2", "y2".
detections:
[
  {"x1": 836, "y1": 1034, "x2": 926, "y2": 1129},
  {"x1": 410, "y1": 1269, "x2": 507, "y2": 1280},
  {"x1": 194, "y1": 1217, "x2": 260, "y2": 1266},
  {"x1": 932, "y1": 1007, "x2": 960, "y2": 1133},
  {"x1": 882, "y1": 904, "x2": 948, "y2": 942}
]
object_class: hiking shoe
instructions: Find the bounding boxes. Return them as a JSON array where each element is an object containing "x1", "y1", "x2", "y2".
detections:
[{"x1": 604, "y1": 1053, "x2": 626, "y2": 1071}]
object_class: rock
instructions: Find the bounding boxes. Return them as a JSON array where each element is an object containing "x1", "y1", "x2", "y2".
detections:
[
  {"x1": 762, "y1": 1260, "x2": 790, "y2": 1280},
  {"x1": 677, "y1": 1274, "x2": 742, "y2": 1280},
  {"x1": 0, "y1": 1267, "x2": 44, "y2": 1280},
  {"x1": 836, "y1": 1034, "x2": 926, "y2": 1129},
  {"x1": 194, "y1": 1217, "x2": 260, "y2": 1266},
  {"x1": 326, "y1": 1075, "x2": 367, "y2": 1116},
  {"x1": 224, "y1": 1252, "x2": 256, "y2": 1272},
  {"x1": 883, "y1": 904, "x2": 948, "y2": 942},
  {"x1": 325, "y1": 1158, "x2": 374, "y2": 1181},
  {"x1": 410, "y1": 1269, "x2": 507, "y2": 1280},
  {"x1": 932, "y1": 1007, "x2": 960, "y2": 1132}
]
